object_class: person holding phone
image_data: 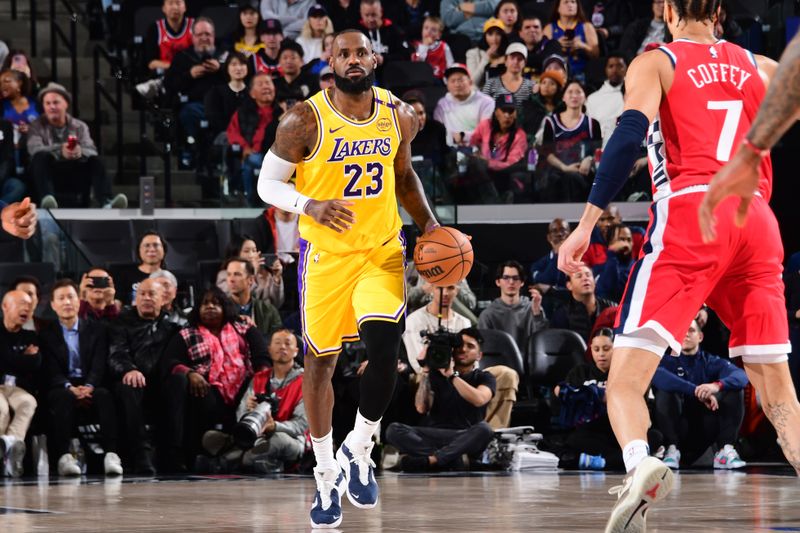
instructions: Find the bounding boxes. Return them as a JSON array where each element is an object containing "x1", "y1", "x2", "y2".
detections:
[
  {"x1": 542, "y1": 0, "x2": 599, "y2": 82},
  {"x1": 78, "y1": 267, "x2": 121, "y2": 323}
]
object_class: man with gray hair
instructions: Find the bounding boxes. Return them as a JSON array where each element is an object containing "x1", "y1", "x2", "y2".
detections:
[{"x1": 149, "y1": 269, "x2": 187, "y2": 326}]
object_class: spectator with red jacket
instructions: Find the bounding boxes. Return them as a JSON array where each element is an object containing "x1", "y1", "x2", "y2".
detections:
[
  {"x1": 411, "y1": 16, "x2": 454, "y2": 79},
  {"x1": 226, "y1": 72, "x2": 277, "y2": 206}
]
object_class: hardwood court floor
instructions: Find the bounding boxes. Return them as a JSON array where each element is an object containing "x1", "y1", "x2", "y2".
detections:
[{"x1": 1, "y1": 468, "x2": 799, "y2": 532}]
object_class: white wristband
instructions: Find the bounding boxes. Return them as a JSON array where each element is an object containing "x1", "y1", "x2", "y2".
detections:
[{"x1": 256, "y1": 150, "x2": 312, "y2": 215}]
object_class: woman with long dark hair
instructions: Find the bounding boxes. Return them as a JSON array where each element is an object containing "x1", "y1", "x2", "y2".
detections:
[
  {"x1": 466, "y1": 18, "x2": 510, "y2": 89},
  {"x1": 542, "y1": 0, "x2": 599, "y2": 81},
  {"x1": 161, "y1": 286, "x2": 269, "y2": 471},
  {"x1": 1, "y1": 50, "x2": 40, "y2": 95},
  {"x1": 230, "y1": 2, "x2": 264, "y2": 56},
  {"x1": 1, "y1": 68, "x2": 39, "y2": 185},
  {"x1": 494, "y1": 0, "x2": 521, "y2": 35},
  {"x1": 204, "y1": 52, "x2": 251, "y2": 137}
]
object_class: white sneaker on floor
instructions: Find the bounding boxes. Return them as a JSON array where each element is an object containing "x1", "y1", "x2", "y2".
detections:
[
  {"x1": 58, "y1": 453, "x2": 81, "y2": 476},
  {"x1": 713, "y1": 444, "x2": 746, "y2": 469},
  {"x1": 604, "y1": 456, "x2": 674, "y2": 533},
  {"x1": 102, "y1": 193, "x2": 128, "y2": 209},
  {"x1": 3, "y1": 436, "x2": 26, "y2": 477},
  {"x1": 41, "y1": 195, "x2": 58, "y2": 209},
  {"x1": 104, "y1": 452, "x2": 123, "y2": 476},
  {"x1": 662, "y1": 445, "x2": 680, "y2": 470},
  {"x1": 135, "y1": 78, "x2": 163, "y2": 99}
]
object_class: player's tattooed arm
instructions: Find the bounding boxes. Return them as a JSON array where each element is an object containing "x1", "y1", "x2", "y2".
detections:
[
  {"x1": 393, "y1": 100, "x2": 439, "y2": 233},
  {"x1": 748, "y1": 32, "x2": 800, "y2": 150},
  {"x1": 270, "y1": 102, "x2": 318, "y2": 163}
]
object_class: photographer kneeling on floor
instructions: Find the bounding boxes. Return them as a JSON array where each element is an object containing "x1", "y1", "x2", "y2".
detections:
[
  {"x1": 201, "y1": 329, "x2": 307, "y2": 473},
  {"x1": 386, "y1": 327, "x2": 496, "y2": 472}
]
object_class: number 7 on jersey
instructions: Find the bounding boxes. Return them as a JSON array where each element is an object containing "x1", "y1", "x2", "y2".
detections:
[{"x1": 707, "y1": 100, "x2": 743, "y2": 162}]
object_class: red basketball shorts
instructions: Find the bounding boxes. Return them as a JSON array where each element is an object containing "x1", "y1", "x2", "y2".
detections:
[{"x1": 614, "y1": 185, "x2": 791, "y2": 362}]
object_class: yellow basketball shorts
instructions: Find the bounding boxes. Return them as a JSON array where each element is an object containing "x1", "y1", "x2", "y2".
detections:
[{"x1": 297, "y1": 232, "x2": 406, "y2": 357}]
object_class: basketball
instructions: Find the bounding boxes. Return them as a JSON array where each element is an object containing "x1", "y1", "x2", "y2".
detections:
[{"x1": 414, "y1": 226, "x2": 474, "y2": 287}]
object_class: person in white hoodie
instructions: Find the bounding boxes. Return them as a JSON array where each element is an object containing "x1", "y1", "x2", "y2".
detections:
[
  {"x1": 585, "y1": 52, "x2": 627, "y2": 148},
  {"x1": 433, "y1": 63, "x2": 495, "y2": 148}
]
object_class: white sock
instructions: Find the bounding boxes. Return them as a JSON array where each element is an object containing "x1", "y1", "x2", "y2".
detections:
[
  {"x1": 622, "y1": 439, "x2": 650, "y2": 473},
  {"x1": 346, "y1": 410, "x2": 380, "y2": 449},
  {"x1": 311, "y1": 430, "x2": 337, "y2": 472},
  {"x1": 1, "y1": 435, "x2": 15, "y2": 448}
]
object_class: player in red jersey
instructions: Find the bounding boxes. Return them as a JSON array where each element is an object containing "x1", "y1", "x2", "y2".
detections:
[{"x1": 557, "y1": 1, "x2": 800, "y2": 531}]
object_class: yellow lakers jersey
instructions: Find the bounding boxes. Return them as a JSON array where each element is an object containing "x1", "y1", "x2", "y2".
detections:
[{"x1": 297, "y1": 86, "x2": 403, "y2": 254}]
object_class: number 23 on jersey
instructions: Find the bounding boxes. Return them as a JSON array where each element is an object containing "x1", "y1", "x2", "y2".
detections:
[{"x1": 343, "y1": 162, "x2": 384, "y2": 198}]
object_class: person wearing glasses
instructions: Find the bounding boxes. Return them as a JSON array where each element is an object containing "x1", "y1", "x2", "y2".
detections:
[
  {"x1": 478, "y1": 260, "x2": 548, "y2": 355},
  {"x1": 550, "y1": 264, "x2": 616, "y2": 343}
]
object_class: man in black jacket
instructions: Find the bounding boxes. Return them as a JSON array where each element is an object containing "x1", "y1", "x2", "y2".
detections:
[
  {"x1": 358, "y1": 0, "x2": 411, "y2": 80},
  {"x1": 0, "y1": 290, "x2": 40, "y2": 477},
  {"x1": 40, "y1": 279, "x2": 121, "y2": 477},
  {"x1": 550, "y1": 265, "x2": 616, "y2": 342},
  {"x1": 619, "y1": 0, "x2": 671, "y2": 60},
  {"x1": 109, "y1": 278, "x2": 179, "y2": 474}
]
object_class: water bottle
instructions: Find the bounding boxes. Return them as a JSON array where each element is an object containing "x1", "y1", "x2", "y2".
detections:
[
  {"x1": 527, "y1": 148, "x2": 538, "y2": 172},
  {"x1": 69, "y1": 438, "x2": 87, "y2": 474}
]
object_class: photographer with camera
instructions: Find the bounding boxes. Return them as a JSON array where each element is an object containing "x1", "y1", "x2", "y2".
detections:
[
  {"x1": 386, "y1": 328, "x2": 496, "y2": 472},
  {"x1": 202, "y1": 329, "x2": 306, "y2": 473},
  {"x1": 79, "y1": 267, "x2": 122, "y2": 323}
]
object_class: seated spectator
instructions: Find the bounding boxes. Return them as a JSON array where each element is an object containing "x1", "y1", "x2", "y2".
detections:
[
  {"x1": 550, "y1": 265, "x2": 616, "y2": 342},
  {"x1": 297, "y1": 4, "x2": 334, "y2": 63},
  {"x1": 541, "y1": 52, "x2": 569, "y2": 80},
  {"x1": 518, "y1": 15, "x2": 554, "y2": 74},
  {"x1": 522, "y1": 69, "x2": 564, "y2": 144},
  {"x1": 405, "y1": 263, "x2": 477, "y2": 323},
  {"x1": 305, "y1": 34, "x2": 336, "y2": 77},
  {"x1": 2, "y1": 49, "x2": 41, "y2": 95},
  {"x1": 218, "y1": 234, "x2": 285, "y2": 308},
  {"x1": 404, "y1": 94, "x2": 450, "y2": 194},
  {"x1": 201, "y1": 329, "x2": 307, "y2": 473},
  {"x1": 0, "y1": 118, "x2": 24, "y2": 204},
  {"x1": 466, "y1": 18, "x2": 509, "y2": 89},
  {"x1": 229, "y1": 1, "x2": 264, "y2": 57},
  {"x1": 582, "y1": 204, "x2": 644, "y2": 270},
  {"x1": 481, "y1": 43, "x2": 535, "y2": 109},
  {"x1": 585, "y1": 0, "x2": 633, "y2": 52},
  {"x1": 226, "y1": 72, "x2": 277, "y2": 205},
  {"x1": 620, "y1": 0, "x2": 669, "y2": 60},
  {"x1": 224, "y1": 257, "x2": 282, "y2": 337},
  {"x1": 478, "y1": 260, "x2": 547, "y2": 354},
  {"x1": 585, "y1": 53, "x2": 627, "y2": 147},
  {"x1": 78, "y1": 267, "x2": 122, "y2": 323},
  {"x1": 1, "y1": 68, "x2": 39, "y2": 178},
  {"x1": 358, "y1": 0, "x2": 412, "y2": 72},
  {"x1": 536, "y1": 80, "x2": 602, "y2": 202},
  {"x1": 494, "y1": 0, "x2": 520, "y2": 36},
  {"x1": 109, "y1": 278, "x2": 180, "y2": 474},
  {"x1": 11, "y1": 276, "x2": 46, "y2": 332},
  {"x1": 203, "y1": 52, "x2": 250, "y2": 143},
  {"x1": 325, "y1": 0, "x2": 361, "y2": 32},
  {"x1": 40, "y1": 279, "x2": 121, "y2": 476},
  {"x1": 542, "y1": 0, "x2": 599, "y2": 82},
  {"x1": 530, "y1": 218, "x2": 570, "y2": 294},
  {"x1": 0, "y1": 290, "x2": 40, "y2": 477},
  {"x1": 274, "y1": 40, "x2": 320, "y2": 100},
  {"x1": 433, "y1": 63, "x2": 494, "y2": 148},
  {"x1": 252, "y1": 19, "x2": 284, "y2": 76},
  {"x1": 136, "y1": 0, "x2": 194, "y2": 99},
  {"x1": 149, "y1": 270, "x2": 188, "y2": 326},
  {"x1": 652, "y1": 320, "x2": 749, "y2": 470},
  {"x1": 595, "y1": 224, "x2": 634, "y2": 302},
  {"x1": 264, "y1": 205, "x2": 300, "y2": 257},
  {"x1": 384, "y1": 0, "x2": 438, "y2": 41},
  {"x1": 162, "y1": 287, "x2": 268, "y2": 471},
  {"x1": 386, "y1": 328, "x2": 496, "y2": 472},
  {"x1": 412, "y1": 16, "x2": 454, "y2": 80},
  {"x1": 27, "y1": 83, "x2": 126, "y2": 209},
  {"x1": 556, "y1": 328, "x2": 661, "y2": 469},
  {"x1": 441, "y1": 0, "x2": 501, "y2": 43},
  {"x1": 260, "y1": 0, "x2": 315, "y2": 39},
  {"x1": 164, "y1": 17, "x2": 226, "y2": 197},
  {"x1": 468, "y1": 93, "x2": 529, "y2": 202},
  {"x1": 115, "y1": 230, "x2": 169, "y2": 306}
]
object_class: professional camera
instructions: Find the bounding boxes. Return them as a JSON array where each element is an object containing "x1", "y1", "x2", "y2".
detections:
[
  {"x1": 232, "y1": 392, "x2": 280, "y2": 449},
  {"x1": 419, "y1": 328, "x2": 463, "y2": 370}
]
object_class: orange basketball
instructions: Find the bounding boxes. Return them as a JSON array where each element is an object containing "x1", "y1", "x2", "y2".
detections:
[{"x1": 414, "y1": 226, "x2": 474, "y2": 287}]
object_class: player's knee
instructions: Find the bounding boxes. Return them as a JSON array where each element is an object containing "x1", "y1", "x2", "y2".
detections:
[{"x1": 360, "y1": 319, "x2": 403, "y2": 363}]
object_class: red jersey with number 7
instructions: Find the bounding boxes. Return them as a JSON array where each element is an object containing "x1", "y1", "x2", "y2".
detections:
[{"x1": 647, "y1": 39, "x2": 771, "y2": 201}]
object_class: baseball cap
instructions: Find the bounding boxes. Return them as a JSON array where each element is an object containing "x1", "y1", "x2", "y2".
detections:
[
  {"x1": 542, "y1": 54, "x2": 567, "y2": 72},
  {"x1": 444, "y1": 63, "x2": 471, "y2": 79},
  {"x1": 308, "y1": 4, "x2": 327, "y2": 17},
  {"x1": 319, "y1": 65, "x2": 334, "y2": 79},
  {"x1": 260, "y1": 18, "x2": 283, "y2": 34},
  {"x1": 483, "y1": 17, "x2": 505, "y2": 34},
  {"x1": 494, "y1": 93, "x2": 516, "y2": 110},
  {"x1": 505, "y1": 42, "x2": 528, "y2": 59}
]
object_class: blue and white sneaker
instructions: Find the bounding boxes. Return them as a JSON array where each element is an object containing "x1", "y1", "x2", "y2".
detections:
[
  {"x1": 713, "y1": 444, "x2": 746, "y2": 469},
  {"x1": 662, "y1": 445, "x2": 680, "y2": 470},
  {"x1": 336, "y1": 438, "x2": 378, "y2": 509},
  {"x1": 579, "y1": 452, "x2": 607, "y2": 470},
  {"x1": 310, "y1": 467, "x2": 345, "y2": 529}
]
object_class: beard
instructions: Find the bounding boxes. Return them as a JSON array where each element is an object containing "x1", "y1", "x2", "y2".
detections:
[{"x1": 334, "y1": 69, "x2": 376, "y2": 95}]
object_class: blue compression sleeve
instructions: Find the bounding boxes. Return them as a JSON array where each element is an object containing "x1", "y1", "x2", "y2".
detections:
[{"x1": 587, "y1": 109, "x2": 650, "y2": 209}]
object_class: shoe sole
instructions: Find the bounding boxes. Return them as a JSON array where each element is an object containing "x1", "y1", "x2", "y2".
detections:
[
  {"x1": 336, "y1": 446, "x2": 378, "y2": 509},
  {"x1": 604, "y1": 457, "x2": 674, "y2": 533},
  {"x1": 310, "y1": 475, "x2": 346, "y2": 529}
]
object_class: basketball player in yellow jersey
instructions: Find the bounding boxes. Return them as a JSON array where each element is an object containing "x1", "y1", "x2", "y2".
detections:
[{"x1": 257, "y1": 30, "x2": 439, "y2": 529}]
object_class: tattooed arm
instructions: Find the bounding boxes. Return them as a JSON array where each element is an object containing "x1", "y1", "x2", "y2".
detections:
[
  {"x1": 415, "y1": 371, "x2": 434, "y2": 415},
  {"x1": 269, "y1": 102, "x2": 317, "y2": 163},
  {"x1": 393, "y1": 99, "x2": 439, "y2": 233}
]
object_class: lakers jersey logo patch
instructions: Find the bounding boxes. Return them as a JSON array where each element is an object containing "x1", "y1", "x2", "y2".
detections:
[
  {"x1": 327, "y1": 137, "x2": 392, "y2": 162},
  {"x1": 377, "y1": 118, "x2": 392, "y2": 132}
]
